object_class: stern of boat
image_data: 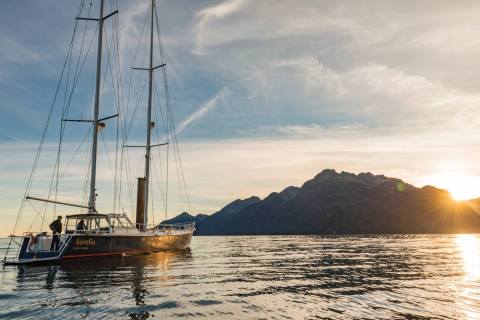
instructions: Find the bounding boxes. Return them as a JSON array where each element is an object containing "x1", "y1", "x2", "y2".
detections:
[{"x1": 3, "y1": 232, "x2": 73, "y2": 265}]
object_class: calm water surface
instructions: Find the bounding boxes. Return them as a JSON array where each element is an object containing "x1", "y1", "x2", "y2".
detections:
[{"x1": 1, "y1": 235, "x2": 479, "y2": 319}]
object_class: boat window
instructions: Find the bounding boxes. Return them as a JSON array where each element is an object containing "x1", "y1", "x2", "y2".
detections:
[
  {"x1": 116, "y1": 216, "x2": 133, "y2": 228},
  {"x1": 89, "y1": 217, "x2": 110, "y2": 232},
  {"x1": 111, "y1": 217, "x2": 121, "y2": 227},
  {"x1": 65, "y1": 218, "x2": 77, "y2": 234}
]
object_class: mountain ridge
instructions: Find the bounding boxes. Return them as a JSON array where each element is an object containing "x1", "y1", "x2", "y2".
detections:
[{"x1": 161, "y1": 169, "x2": 480, "y2": 235}]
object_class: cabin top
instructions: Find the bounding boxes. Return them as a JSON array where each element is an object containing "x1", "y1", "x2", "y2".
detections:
[
  {"x1": 64, "y1": 213, "x2": 136, "y2": 234},
  {"x1": 66, "y1": 213, "x2": 130, "y2": 219},
  {"x1": 66, "y1": 213, "x2": 109, "y2": 219}
]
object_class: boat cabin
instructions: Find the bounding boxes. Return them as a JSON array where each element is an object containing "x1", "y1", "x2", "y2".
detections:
[{"x1": 65, "y1": 213, "x2": 135, "y2": 234}]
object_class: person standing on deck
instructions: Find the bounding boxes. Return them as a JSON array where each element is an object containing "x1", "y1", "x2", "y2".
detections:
[
  {"x1": 49, "y1": 216, "x2": 63, "y2": 251},
  {"x1": 76, "y1": 219, "x2": 86, "y2": 232}
]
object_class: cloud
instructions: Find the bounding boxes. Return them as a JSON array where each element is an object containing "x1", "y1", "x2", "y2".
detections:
[
  {"x1": 269, "y1": 57, "x2": 480, "y2": 130},
  {"x1": 0, "y1": 37, "x2": 43, "y2": 64},
  {"x1": 176, "y1": 86, "x2": 230, "y2": 135},
  {"x1": 117, "y1": 0, "x2": 150, "y2": 67},
  {"x1": 194, "y1": 0, "x2": 251, "y2": 54}
]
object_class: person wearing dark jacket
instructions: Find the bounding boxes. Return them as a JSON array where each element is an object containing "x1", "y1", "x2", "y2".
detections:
[
  {"x1": 49, "y1": 215, "x2": 63, "y2": 251},
  {"x1": 76, "y1": 219, "x2": 86, "y2": 232}
]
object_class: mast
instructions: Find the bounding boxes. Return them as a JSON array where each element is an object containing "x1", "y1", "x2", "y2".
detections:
[
  {"x1": 88, "y1": 0, "x2": 105, "y2": 213},
  {"x1": 143, "y1": 0, "x2": 155, "y2": 226}
]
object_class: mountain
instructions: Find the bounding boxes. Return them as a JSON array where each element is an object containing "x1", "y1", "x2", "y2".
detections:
[
  {"x1": 164, "y1": 169, "x2": 480, "y2": 235},
  {"x1": 160, "y1": 212, "x2": 208, "y2": 226}
]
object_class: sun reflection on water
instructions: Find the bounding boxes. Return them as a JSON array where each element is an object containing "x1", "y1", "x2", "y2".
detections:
[
  {"x1": 455, "y1": 234, "x2": 480, "y2": 320},
  {"x1": 456, "y1": 234, "x2": 480, "y2": 280}
]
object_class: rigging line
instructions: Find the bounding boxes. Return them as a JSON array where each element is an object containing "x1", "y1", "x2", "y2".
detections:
[
  {"x1": 168, "y1": 97, "x2": 187, "y2": 210},
  {"x1": 26, "y1": 200, "x2": 49, "y2": 233},
  {"x1": 82, "y1": 23, "x2": 117, "y2": 211},
  {"x1": 54, "y1": 43, "x2": 72, "y2": 217},
  {"x1": 163, "y1": 75, "x2": 186, "y2": 209},
  {"x1": 126, "y1": 76, "x2": 148, "y2": 136},
  {"x1": 152, "y1": 77, "x2": 169, "y2": 138},
  {"x1": 43, "y1": 7, "x2": 101, "y2": 226},
  {"x1": 50, "y1": 21, "x2": 98, "y2": 221},
  {"x1": 154, "y1": 9, "x2": 191, "y2": 212},
  {"x1": 54, "y1": 0, "x2": 93, "y2": 217},
  {"x1": 161, "y1": 75, "x2": 190, "y2": 212},
  {"x1": 122, "y1": 75, "x2": 149, "y2": 216},
  {"x1": 153, "y1": 14, "x2": 170, "y2": 217},
  {"x1": 103, "y1": 23, "x2": 121, "y2": 213},
  {"x1": 63, "y1": 19, "x2": 96, "y2": 120},
  {"x1": 109, "y1": 0, "x2": 121, "y2": 213},
  {"x1": 153, "y1": 89, "x2": 170, "y2": 216},
  {"x1": 102, "y1": 13, "x2": 121, "y2": 103},
  {"x1": 99, "y1": 131, "x2": 118, "y2": 213},
  {"x1": 59, "y1": 126, "x2": 92, "y2": 180},
  {"x1": 61, "y1": 1, "x2": 93, "y2": 128},
  {"x1": 62, "y1": 0, "x2": 90, "y2": 117},
  {"x1": 169, "y1": 91, "x2": 191, "y2": 210},
  {"x1": 165, "y1": 140, "x2": 170, "y2": 218},
  {"x1": 63, "y1": 0, "x2": 92, "y2": 115},
  {"x1": 121, "y1": 2, "x2": 150, "y2": 217},
  {"x1": 100, "y1": 131, "x2": 117, "y2": 192},
  {"x1": 152, "y1": 78, "x2": 169, "y2": 216},
  {"x1": 81, "y1": 141, "x2": 93, "y2": 212},
  {"x1": 112, "y1": 0, "x2": 124, "y2": 212},
  {"x1": 10, "y1": 0, "x2": 85, "y2": 237},
  {"x1": 55, "y1": 0, "x2": 88, "y2": 214},
  {"x1": 81, "y1": 46, "x2": 97, "y2": 213},
  {"x1": 152, "y1": 151, "x2": 167, "y2": 218},
  {"x1": 99, "y1": 28, "x2": 112, "y2": 106},
  {"x1": 41, "y1": 10, "x2": 94, "y2": 236},
  {"x1": 51, "y1": 21, "x2": 98, "y2": 193},
  {"x1": 154, "y1": 10, "x2": 188, "y2": 213},
  {"x1": 151, "y1": 175, "x2": 155, "y2": 226},
  {"x1": 62, "y1": 25, "x2": 99, "y2": 119},
  {"x1": 114, "y1": 114, "x2": 120, "y2": 213},
  {"x1": 104, "y1": 25, "x2": 121, "y2": 127},
  {"x1": 124, "y1": 5, "x2": 148, "y2": 129}
]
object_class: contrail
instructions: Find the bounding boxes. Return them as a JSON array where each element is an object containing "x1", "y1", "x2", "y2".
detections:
[{"x1": 176, "y1": 87, "x2": 230, "y2": 135}]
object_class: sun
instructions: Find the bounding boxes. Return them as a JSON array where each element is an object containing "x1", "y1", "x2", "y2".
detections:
[{"x1": 421, "y1": 172, "x2": 480, "y2": 201}]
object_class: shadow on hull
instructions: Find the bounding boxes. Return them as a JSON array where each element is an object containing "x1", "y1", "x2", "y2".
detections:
[{"x1": 4, "y1": 232, "x2": 193, "y2": 266}]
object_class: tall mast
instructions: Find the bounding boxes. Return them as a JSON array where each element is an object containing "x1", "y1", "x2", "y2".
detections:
[
  {"x1": 143, "y1": 0, "x2": 155, "y2": 226},
  {"x1": 88, "y1": 0, "x2": 105, "y2": 213}
]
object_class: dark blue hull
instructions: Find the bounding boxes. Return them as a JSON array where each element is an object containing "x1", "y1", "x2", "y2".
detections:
[{"x1": 10, "y1": 232, "x2": 193, "y2": 264}]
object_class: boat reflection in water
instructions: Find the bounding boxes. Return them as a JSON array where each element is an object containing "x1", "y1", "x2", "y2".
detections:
[{"x1": 14, "y1": 250, "x2": 192, "y2": 320}]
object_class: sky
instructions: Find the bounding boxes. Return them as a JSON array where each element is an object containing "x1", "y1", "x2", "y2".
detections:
[{"x1": 2, "y1": 0, "x2": 480, "y2": 236}]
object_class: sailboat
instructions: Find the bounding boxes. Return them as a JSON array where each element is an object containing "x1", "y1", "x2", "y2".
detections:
[{"x1": 3, "y1": 0, "x2": 194, "y2": 265}]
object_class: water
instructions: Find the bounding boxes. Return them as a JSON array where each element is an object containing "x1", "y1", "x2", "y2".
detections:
[{"x1": 1, "y1": 235, "x2": 479, "y2": 319}]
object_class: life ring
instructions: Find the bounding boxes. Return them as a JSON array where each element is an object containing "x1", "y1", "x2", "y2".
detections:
[{"x1": 28, "y1": 233, "x2": 38, "y2": 249}]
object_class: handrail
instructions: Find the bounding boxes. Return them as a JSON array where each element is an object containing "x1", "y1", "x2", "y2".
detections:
[{"x1": 135, "y1": 221, "x2": 195, "y2": 230}]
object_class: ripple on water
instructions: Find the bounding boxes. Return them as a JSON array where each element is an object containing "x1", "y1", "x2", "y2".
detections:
[{"x1": 0, "y1": 235, "x2": 479, "y2": 319}]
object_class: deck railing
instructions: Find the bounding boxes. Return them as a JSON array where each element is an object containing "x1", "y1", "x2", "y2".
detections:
[{"x1": 134, "y1": 221, "x2": 195, "y2": 233}]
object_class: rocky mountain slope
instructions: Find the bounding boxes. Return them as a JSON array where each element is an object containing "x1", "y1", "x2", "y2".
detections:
[{"x1": 161, "y1": 169, "x2": 480, "y2": 235}]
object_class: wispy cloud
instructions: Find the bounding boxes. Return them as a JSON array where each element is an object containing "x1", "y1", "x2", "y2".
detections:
[
  {"x1": 194, "y1": 0, "x2": 251, "y2": 54},
  {"x1": 176, "y1": 87, "x2": 230, "y2": 135}
]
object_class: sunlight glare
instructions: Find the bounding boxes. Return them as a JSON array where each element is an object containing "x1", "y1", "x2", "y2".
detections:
[
  {"x1": 456, "y1": 234, "x2": 480, "y2": 280},
  {"x1": 421, "y1": 172, "x2": 480, "y2": 201}
]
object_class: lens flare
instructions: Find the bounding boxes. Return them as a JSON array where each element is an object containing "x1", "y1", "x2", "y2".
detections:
[{"x1": 420, "y1": 172, "x2": 480, "y2": 201}]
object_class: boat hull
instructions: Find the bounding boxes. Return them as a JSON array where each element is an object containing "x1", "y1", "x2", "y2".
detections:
[
  {"x1": 8, "y1": 232, "x2": 193, "y2": 265},
  {"x1": 63, "y1": 233, "x2": 193, "y2": 258}
]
